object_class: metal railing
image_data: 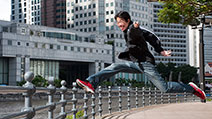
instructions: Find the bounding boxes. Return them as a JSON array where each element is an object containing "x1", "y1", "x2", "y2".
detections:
[{"x1": 0, "y1": 71, "x2": 211, "y2": 119}]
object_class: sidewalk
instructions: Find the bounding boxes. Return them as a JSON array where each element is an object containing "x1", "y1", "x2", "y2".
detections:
[{"x1": 101, "y1": 102, "x2": 212, "y2": 119}]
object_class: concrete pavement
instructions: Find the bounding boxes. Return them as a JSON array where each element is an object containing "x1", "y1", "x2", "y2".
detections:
[{"x1": 101, "y1": 102, "x2": 212, "y2": 119}]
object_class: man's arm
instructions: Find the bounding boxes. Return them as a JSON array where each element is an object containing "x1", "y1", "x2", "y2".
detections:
[{"x1": 133, "y1": 22, "x2": 171, "y2": 57}]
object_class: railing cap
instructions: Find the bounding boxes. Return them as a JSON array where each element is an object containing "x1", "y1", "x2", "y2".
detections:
[{"x1": 24, "y1": 71, "x2": 34, "y2": 82}]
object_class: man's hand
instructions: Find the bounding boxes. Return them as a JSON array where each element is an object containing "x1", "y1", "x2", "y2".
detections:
[
  {"x1": 161, "y1": 50, "x2": 171, "y2": 57},
  {"x1": 133, "y1": 21, "x2": 139, "y2": 28}
]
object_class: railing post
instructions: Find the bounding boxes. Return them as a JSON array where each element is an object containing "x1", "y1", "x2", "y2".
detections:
[
  {"x1": 176, "y1": 93, "x2": 179, "y2": 103},
  {"x1": 142, "y1": 87, "x2": 145, "y2": 107},
  {"x1": 161, "y1": 92, "x2": 164, "y2": 104},
  {"x1": 108, "y1": 86, "x2": 112, "y2": 114},
  {"x1": 184, "y1": 92, "x2": 187, "y2": 102},
  {"x1": 21, "y1": 71, "x2": 36, "y2": 119},
  {"x1": 154, "y1": 87, "x2": 157, "y2": 105},
  {"x1": 72, "y1": 82, "x2": 77, "y2": 119},
  {"x1": 47, "y1": 77, "x2": 56, "y2": 119},
  {"x1": 192, "y1": 94, "x2": 195, "y2": 102},
  {"x1": 91, "y1": 93, "x2": 96, "y2": 119},
  {"x1": 59, "y1": 80, "x2": 67, "y2": 119},
  {"x1": 127, "y1": 87, "x2": 131, "y2": 110},
  {"x1": 118, "y1": 87, "x2": 122, "y2": 112},
  {"x1": 135, "y1": 87, "x2": 138, "y2": 108},
  {"x1": 148, "y1": 87, "x2": 151, "y2": 106},
  {"x1": 98, "y1": 86, "x2": 103, "y2": 117},
  {"x1": 168, "y1": 93, "x2": 171, "y2": 104},
  {"x1": 83, "y1": 92, "x2": 88, "y2": 119}
]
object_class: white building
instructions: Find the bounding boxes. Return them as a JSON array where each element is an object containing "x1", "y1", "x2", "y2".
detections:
[
  {"x1": 11, "y1": 0, "x2": 41, "y2": 25},
  {"x1": 152, "y1": 2, "x2": 188, "y2": 66},
  {"x1": 188, "y1": 27, "x2": 212, "y2": 67}
]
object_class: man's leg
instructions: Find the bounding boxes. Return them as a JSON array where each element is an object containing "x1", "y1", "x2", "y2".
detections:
[
  {"x1": 142, "y1": 62, "x2": 194, "y2": 93},
  {"x1": 86, "y1": 62, "x2": 143, "y2": 89}
]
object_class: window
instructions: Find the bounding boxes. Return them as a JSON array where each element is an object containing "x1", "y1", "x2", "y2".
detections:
[
  {"x1": 111, "y1": 18, "x2": 114, "y2": 22},
  {"x1": 17, "y1": 42, "x2": 21, "y2": 46},
  {"x1": 88, "y1": 20, "x2": 91, "y2": 24},
  {"x1": 111, "y1": 10, "x2": 114, "y2": 14},
  {"x1": 57, "y1": 45, "x2": 60, "y2": 50},
  {"x1": 71, "y1": 47, "x2": 74, "y2": 51},
  {"x1": 64, "y1": 46, "x2": 67, "y2": 50},
  {"x1": 8, "y1": 40, "x2": 12, "y2": 45},
  {"x1": 93, "y1": 19, "x2": 96, "y2": 23},
  {"x1": 84, "y1": 28, "x2": 87, "y2": 32},
  {"x1": 106, "y1": 26, "x2": 109, "y2": 31},
  {"x1": 110, "y1": 2, "x2": 113, "y2": 6},
  {"x1": 84, "y1": 21, "x2": 87, "y2": 25},
  {"x1": 106, "y1": 11, "x2": 109, "y2": 15},
  {"x1": 106, "y1": 19, "x2": 109, "y2": 23},
  {"x1": 50, "y1": 44, "x2": 54, "y2": 49},
  {"x1": 93, "y1": 4, "x2": 96, "y2": 8}
]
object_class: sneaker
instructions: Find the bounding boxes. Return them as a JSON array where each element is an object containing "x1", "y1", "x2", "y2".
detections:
[
  {"x1": 76, "y1": 79, "x2": 95, "y2": 94},
  {"x1": 189, "y1": 82, "x2": 206, "y2": 100}
]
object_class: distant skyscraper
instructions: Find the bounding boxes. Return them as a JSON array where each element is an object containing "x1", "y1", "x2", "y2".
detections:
[
  {"x1": 11, "y1": 0, "x2": 41, "y2": 25},
  {"x1": 152, "y1": 2, "x2": 188, "y2": 66},
  {"x1": 41, "y1": 0, "x2": 66, "y2": 29}
]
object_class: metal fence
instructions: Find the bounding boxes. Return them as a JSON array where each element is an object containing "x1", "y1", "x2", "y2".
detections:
[{"x1": 0, "y1": 71, "x2": 211, "y2": 119}]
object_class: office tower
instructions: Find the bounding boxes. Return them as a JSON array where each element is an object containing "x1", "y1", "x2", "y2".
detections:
[{"x1": 152, "y1": 2, "x2": 188, "y2": 66}]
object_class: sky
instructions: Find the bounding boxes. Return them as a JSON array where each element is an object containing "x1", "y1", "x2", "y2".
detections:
[{"x1": 0, "y1": 0, "x2": 11, "y2": 21}]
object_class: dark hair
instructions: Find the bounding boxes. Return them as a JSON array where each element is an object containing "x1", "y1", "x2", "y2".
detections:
[{"x1": 114, "y1": 11, "x2": 131, "y2": 22}]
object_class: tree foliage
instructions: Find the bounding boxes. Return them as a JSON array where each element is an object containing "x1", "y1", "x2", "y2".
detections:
[
  {"x1": 157, "y1": 0, "x2": 212, "y2": 26},
  {"x1": 156, "y1": 62, "x2": 198, "y2": 84}
]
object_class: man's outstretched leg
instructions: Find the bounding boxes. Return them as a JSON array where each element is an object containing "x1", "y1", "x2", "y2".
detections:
[
  {"x1": 142, "y1": 62, "x2": 206, "y2": 100},
  {"x1": 76, "y1": 62, "x2": 143, "y2": 93}
]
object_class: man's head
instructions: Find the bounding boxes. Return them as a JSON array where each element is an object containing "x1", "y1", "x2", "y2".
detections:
[{"x1": 114, "y1": 11, "x2": 131, "y2": 31}]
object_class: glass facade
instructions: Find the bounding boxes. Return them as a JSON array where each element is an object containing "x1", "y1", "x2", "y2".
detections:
[
  {"x1": 43, "y1": 31, "x2": 77, "y2": 41},
  {"x1": 30, "y1": 60, "x2": 59, "y2": 79},
  {"x1": 0, "y1": 58, "x2": 9, "y2": 85}
]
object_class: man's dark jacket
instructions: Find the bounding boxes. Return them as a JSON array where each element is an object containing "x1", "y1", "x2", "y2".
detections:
[{"x1": 118, "y1": 22, "x2": 164, "y2": 65}]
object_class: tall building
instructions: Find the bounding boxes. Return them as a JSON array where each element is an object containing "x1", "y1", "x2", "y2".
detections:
[
  {"x1": 11, "y1": 0, "x2": 41, "y2": 25},
  {"x1": 152, "y1": 2, "x2": 188, "y2": 66},
  {"x1": 41, "y1": 0, "x2": 66, "y2": 28}
]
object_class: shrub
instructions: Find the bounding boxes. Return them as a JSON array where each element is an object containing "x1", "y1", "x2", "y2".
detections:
[
  {"x1": 17, "y1": 75, "x2": 62, "y2": 88},
  {"x1": 66, "y1": 110, "x2": 84, "y2": 119}
]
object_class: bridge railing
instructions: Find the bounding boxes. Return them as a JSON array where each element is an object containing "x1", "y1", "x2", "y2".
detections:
[{"x1": 0, "y1": 71, "x2": 211, "y2": 119}]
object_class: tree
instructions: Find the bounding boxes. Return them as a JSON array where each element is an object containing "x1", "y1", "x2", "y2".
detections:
[
  {"x1": 156, "y1": 62, "x2": 176, "y2": 80},
  {"x1": 156, "y1": 62, "x2": 197, "y2": 83},
  {"x1": 157, "y1": 0, "x2": 212, "y2": 26}
]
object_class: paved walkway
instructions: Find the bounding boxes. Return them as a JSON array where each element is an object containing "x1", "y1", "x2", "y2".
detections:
[{"x1": 101, "y1": 102, "x2": 212, "y2": 119}]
